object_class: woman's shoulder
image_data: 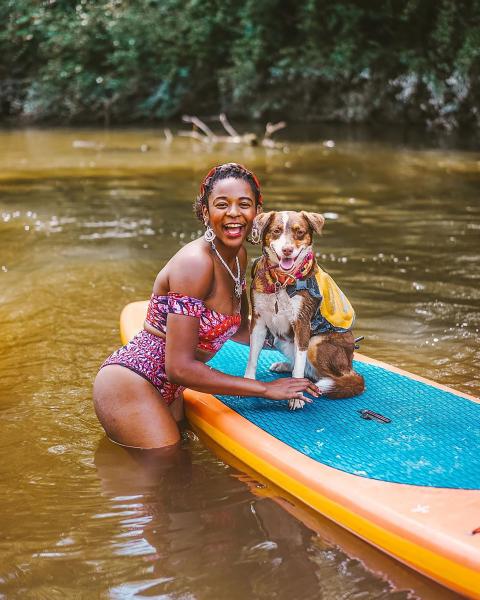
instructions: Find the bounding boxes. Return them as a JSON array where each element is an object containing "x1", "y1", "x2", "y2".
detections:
[
  {"x1": 157, "y1": 239, "x2": 214, "y2": 299},
  {"x1": 171, "y1": 238, "x2": 213, "y2": 269}
]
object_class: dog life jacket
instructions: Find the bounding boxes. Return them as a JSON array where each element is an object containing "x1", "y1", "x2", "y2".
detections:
[
  {"x1": 252, "y1": 255, "x2": 355, "y2": 334},
  {"x1": 286, "y1": 267, "x2": 355, "y2": 333}
]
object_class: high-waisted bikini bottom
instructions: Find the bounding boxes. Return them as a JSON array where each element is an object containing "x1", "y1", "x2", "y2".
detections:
[{"x1": 101, "y1": 330, "x2": 182, "y2": 405}]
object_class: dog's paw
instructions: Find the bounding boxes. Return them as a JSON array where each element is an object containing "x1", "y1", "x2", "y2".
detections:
[
  {"x1": 288, "y1": 398, "x2": 305, "y2": 410},
  {"x1": 269, "y1": 362, "x2": 292, "y2": 373}
]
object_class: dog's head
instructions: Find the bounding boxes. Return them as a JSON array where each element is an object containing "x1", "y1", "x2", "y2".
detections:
[{"x1": 254, "y1": 210, "x2": 325, "y2": 272}]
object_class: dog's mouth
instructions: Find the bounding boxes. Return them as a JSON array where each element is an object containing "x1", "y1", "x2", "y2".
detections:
[
  {"x1": 268, "y1": 244, "x2": 308, "y2": 272},
  {"x1": 279, "y1": 256, "x2": 295, "y2": 271},
  {"x1": 275, "y1": 250, "x2": 301, "y2": 272}
]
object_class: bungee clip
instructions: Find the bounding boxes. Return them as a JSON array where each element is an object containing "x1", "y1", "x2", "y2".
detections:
[{"x1": 358, "y1": 409, "x2": 391, "y2": 424}]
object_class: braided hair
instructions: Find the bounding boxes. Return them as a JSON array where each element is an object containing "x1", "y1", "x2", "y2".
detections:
[{"x1": 193, "y1": 162, "x2": 263, "y2": 222}]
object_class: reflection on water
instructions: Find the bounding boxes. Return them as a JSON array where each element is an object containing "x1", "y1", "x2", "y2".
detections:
[
  {"x1": 0, "y1": 128, "x2": 476, "y2": 598},
  {"x1": 93, "y1": 437, "x2": 329, "y2": 600}
]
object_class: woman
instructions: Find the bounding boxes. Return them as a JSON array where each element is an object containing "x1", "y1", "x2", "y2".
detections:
[{"x1": 93, "y1": 163, "x2": 319, "y2": 449}]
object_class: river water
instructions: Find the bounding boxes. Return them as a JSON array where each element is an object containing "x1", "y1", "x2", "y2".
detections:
[{"x1": 0, "y1": 128, "x2": 478, "y2": 599}]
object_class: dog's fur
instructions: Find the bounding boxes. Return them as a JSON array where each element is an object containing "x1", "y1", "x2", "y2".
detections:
[{"x1": 245, "y1": 210, "x2": 365, "y2": 409}]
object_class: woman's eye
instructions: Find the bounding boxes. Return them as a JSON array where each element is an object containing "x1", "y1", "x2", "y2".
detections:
[
  {"x1": 241, "y1": 202, "x2": 252, "y2": 209},
  {"x1": 216, "y1": 203, "x2": 228, "y2": 209}
]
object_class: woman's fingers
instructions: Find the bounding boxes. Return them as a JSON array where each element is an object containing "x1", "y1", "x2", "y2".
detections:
[
  {"x1": 291, "y1": 378, "x2": 320, "y2": 397},
  {"x1": 307, "y1": 383, "x2": 321, "y2": 397},
  {"x1": 264, "y1": 377, "x2": 322, "y2": 402}
]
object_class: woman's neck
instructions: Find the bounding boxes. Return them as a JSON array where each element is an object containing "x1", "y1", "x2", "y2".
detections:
[{"x1": 208, "y1": 239, "x2": 240, "y2": 265}]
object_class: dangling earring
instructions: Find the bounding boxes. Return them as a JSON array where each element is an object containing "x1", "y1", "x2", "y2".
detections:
[
  {"x1": 249, "y1": 221, "x2": 261, "y2": 244},
  {"x1": 203, "y1": 221, "x2": 216, "y2": 243}
]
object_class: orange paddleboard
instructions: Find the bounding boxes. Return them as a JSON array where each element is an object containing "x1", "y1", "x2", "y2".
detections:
[{"x1": 121, "y1": 300, "x2": 480, "y2": 598}]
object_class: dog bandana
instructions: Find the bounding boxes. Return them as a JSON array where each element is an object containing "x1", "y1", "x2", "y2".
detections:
[{"x1": 252, "y1": 253, "x2": 355, "y2": 333}]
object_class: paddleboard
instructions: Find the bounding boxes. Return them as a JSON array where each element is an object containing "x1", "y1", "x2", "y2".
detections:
[{"x1": 120, "y1": 300, "x2": 480, "y2": 598}]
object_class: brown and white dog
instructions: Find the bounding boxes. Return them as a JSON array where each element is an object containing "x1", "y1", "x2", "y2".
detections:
[{"x1": 245, "y1": 210, "x2": 365, "y2": 409}]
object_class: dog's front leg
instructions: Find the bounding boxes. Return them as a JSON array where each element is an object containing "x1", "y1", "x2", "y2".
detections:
[
  {"x1": 245, "y1": 318, "x2": 268, "y2": 379},
  {"x1": 292, "y1": 344, "x2": 308, "y2": 378},
  {"x1": 288, "y1": 320, "x2": 310, "y2": 410}
]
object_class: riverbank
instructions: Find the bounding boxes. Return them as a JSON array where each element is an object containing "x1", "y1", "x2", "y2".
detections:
[{"x1": 2, "y1": 1, "x2": 479, "y2": 133}]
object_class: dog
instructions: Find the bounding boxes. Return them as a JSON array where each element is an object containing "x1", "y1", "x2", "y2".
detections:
[{"x1": 245, "y1": 210, "x2": 365, "y2": 409}]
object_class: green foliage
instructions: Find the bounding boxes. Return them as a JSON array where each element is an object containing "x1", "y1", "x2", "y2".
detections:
[{"x1": 1, "y1": 0, "x2": 479, "y2": 128}]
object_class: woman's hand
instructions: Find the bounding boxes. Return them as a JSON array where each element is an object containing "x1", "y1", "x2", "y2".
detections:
[{"x1": 263, "y1": 377, "x2": 320, "y2": 402}]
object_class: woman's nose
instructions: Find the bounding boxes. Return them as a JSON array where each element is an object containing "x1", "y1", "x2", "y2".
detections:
[{"x1": 226, "y1": 203, "x2": 240, "y2": 216}]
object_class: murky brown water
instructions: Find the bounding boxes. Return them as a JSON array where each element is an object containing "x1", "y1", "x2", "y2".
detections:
[{"x1": 1, "y1": 128, "x2": 478, "y2": 599}]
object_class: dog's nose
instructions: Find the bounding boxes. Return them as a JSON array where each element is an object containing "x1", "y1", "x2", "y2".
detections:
[{"x1": 282, "y1": 245, "x2": 294, "y2": 256}]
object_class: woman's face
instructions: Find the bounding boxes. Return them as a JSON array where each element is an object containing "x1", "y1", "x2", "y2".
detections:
[{"x1": 202, "y1": 177, "x2": 258, "y2": 249}]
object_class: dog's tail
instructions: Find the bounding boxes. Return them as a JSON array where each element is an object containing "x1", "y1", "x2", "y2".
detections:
[{"x1": 316, "y1": 371, "x2": 365, "y2": 399}]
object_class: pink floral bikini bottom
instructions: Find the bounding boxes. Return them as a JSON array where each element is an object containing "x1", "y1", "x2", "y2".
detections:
[{"x1": 101, "y1": 330, "x2": 181, "y2": 405}]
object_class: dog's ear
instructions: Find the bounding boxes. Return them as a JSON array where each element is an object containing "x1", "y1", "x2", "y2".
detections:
[
  {"x1": 301, "y1": 211, "x2": 325, "y2": 234},
  {"x1": 253, "y1": 211, "x2": 275, "y2": 237}
]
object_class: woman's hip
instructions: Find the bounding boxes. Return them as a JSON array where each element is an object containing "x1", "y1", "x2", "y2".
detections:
[{"x1": 99, "y1": 330, "x2": 182, "y2": 406}]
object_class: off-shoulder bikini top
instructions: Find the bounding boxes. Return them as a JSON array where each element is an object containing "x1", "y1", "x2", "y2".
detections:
[{"x1": 146, "y1": 292, "x2": 241, "y2": 353}]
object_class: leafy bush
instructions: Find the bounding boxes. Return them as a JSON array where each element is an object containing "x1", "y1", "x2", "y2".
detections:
[{"x1": 1, "y1": 0, "x2": 479, "y2": 129}]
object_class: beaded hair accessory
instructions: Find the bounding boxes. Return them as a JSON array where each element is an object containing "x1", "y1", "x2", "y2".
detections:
[{"x1": 199, "y1": 163, "x2": 263, "y2": 206}]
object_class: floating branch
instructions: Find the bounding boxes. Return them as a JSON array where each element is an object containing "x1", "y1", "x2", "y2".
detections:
[
  {"x1": 182, "y1": 115, "x2": 217, "y2": 141},
  {"x1": 219, "y1": 113, "x2": 240, "y2": 138},
  {"x1": 178, "y1": 114, "x2": 287, "y2": 149},
  {"x1": 262, "y1": 121, "x2": 287, "y2": 147}
]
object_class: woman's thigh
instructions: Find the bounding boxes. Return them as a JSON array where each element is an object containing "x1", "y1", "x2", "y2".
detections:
[{"x1": 93, "y1": 365, "x2": 181, "y2": 449}]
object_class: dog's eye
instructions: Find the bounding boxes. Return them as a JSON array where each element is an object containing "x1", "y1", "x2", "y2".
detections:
[{"x1": 296, "y1": 229, "x2": 306, "y2": 237}]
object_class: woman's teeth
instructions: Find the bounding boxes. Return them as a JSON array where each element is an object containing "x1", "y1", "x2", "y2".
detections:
[{"x1": 223, "y1": 224, "x2": 244, "y2": 237}]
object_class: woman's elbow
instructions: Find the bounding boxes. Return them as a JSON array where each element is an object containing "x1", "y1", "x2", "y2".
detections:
[{"x1": 165, "y1": 360, "x2": 191, "y2": 386}]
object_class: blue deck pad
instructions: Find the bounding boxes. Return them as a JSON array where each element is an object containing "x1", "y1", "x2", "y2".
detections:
[{"x1": 207, "y1": 341, "x2": 480, "y2": 490}]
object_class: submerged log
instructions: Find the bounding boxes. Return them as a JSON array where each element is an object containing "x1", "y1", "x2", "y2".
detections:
[
  {"x1": 70, "y1": 114, "x2": 286, "y2": 154},
  {"x1": 179, "y1": 113, "x2": 287, "y2": 149}
]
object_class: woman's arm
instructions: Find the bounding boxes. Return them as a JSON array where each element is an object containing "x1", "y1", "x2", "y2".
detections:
[
  {"x1": 164, "y1": 251, "x2": 319, "y2": 401},
  {"x1": 165, "y1": 312, "x2": 318, "y2": 400}
]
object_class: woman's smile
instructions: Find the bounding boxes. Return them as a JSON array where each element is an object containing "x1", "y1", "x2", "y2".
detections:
[
  {"x1": 223, "y1": 222, "x2": 246, "y2": 238},
  {"x1": 204, "y1": 177, "x2": 258, "y2": 248}
]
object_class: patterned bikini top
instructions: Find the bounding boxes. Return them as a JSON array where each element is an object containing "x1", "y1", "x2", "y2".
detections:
[{"x1": 146, "y1": 292, "x2": 241, "y2": 353}]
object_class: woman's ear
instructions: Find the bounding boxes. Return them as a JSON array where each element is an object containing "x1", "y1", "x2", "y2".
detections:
[
  {"x1": 253, "y1": 211, "x2": 275, "y2": 237},
  {"x1": 201, "y1": 204, "x2": 209, "y2": 225},
  {"x1": 300, "y1": 211, "x2": 325, "y2": 234}
]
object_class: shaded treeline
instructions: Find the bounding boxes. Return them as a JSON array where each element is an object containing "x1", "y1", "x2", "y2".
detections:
[{"x1": 1, "y1": 0, "x2": 479, "y2": 130}]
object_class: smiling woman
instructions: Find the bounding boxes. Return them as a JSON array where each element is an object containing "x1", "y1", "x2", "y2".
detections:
[{"x1": 93, "y1": 163, "x2": 320, "y2": 449}]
